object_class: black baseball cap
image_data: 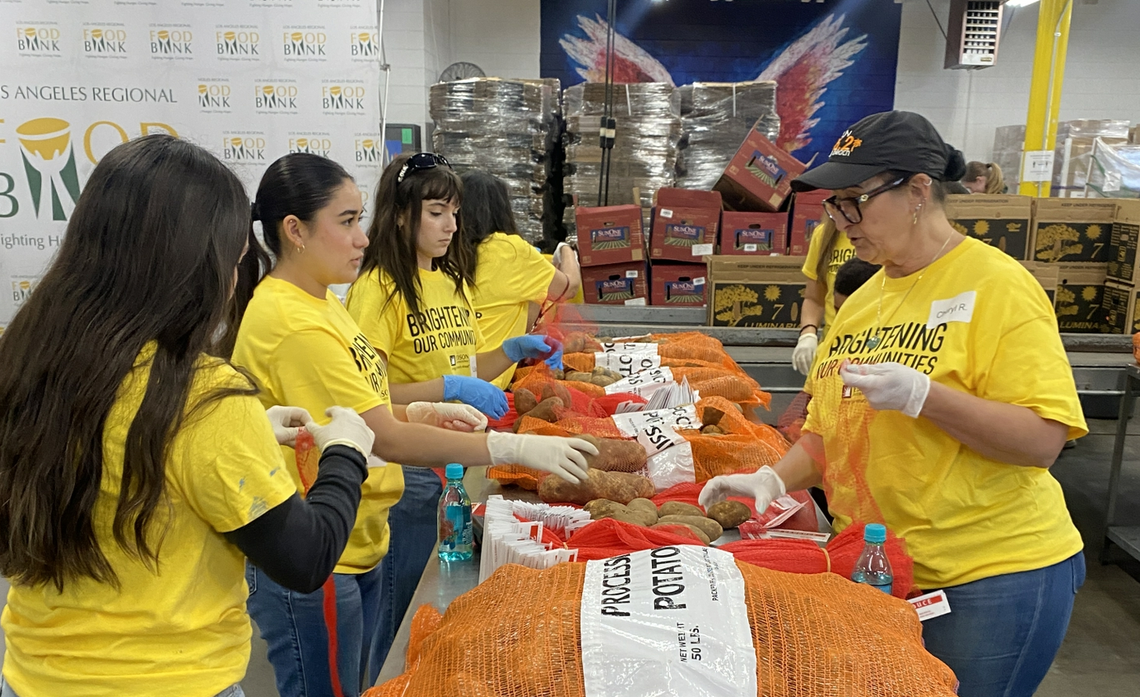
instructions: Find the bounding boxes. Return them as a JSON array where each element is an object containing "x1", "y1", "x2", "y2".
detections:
[{"x1": 791, "y1": 111, "x2": 966, "y2": 192}]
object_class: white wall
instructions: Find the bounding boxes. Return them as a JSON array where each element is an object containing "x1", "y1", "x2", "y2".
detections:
[
  {"x1": 894, "y1": 0, "x2": 1140, "y2": 162},
  {"x1": 447, "y1": 0, "x2": 541, "y2": 80}
]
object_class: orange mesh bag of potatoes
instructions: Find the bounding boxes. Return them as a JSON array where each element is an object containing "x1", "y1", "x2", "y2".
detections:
[
  {"x1": 679, "y1": 397, "x2": 790, "y2": 481},
  {"x1": 367, "y1": 552, "x2": 957, "y2": 697}
]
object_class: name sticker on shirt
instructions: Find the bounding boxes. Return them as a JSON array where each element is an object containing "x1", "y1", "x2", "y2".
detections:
[{"x1": 927, "y1": 291, "x2": 976, "y2": 329}]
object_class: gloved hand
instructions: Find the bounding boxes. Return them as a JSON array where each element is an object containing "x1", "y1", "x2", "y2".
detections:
[
  {"x1": 305, "y1": 407, "x2": 376, "y2": 460},
  {"x1": 501, "y1": 334, "x2": 559, "y2": 363},
  {"x1": 442, "y1": 374, "x2": 508, "y2": 419},
  {"x1": 553, "y1": 242, "x2": 577, "y2": 270},
  {"x1": 840, "y1": 361, "x2": 930, "y2": 418},
  {"x1": 486, "y1": 431, "x2": 597, "y2": 484},
  {"x1": 405, "y1": 401, "x2": 488, "y2": 432},
  {"x1": 792, "y1": 331, "x2": 818, "y2": 375},
  {"x1": 698, "y1": 465, "x2": 786, "y2": 516},
  {"x1": 266, "y1": 406, "x2": 312, "y2": 446}
]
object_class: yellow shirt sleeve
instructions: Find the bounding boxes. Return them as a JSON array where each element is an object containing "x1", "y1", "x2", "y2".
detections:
[
  {"x1": 801, "y1": 223, "x2": 827, "y2": 282},
  {"x1": 346, "y1": 271, "x2": 403, "y2": 362},
  {"x1": 503, "y1": 235, "x2": 558, "y2": 304},
  {"x1": 272, "y1": 327, "x2": 389, "y2": 421},
  {"x1": 173, "y1": 384, "x2": 296, "y2": 534}
]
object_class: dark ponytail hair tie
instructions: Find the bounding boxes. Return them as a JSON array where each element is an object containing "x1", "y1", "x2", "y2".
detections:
[
  {"x1": 250, "y1": 201, "x2": 261, "y2": 222},
  {"x1": 943, "y1": 148, "x2": 967, "y2": 182}
]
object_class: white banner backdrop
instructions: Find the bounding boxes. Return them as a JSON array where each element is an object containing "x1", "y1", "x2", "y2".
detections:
[{"x1": 0, "y1": 0, "x2": 383, "y2": 330}]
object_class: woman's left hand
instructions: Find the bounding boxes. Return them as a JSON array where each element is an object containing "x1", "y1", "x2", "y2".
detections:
[
  {"x1": 502, "y1": 334, "x2": 563, "y2": 369},
  {"x1": 840, "y1": 361, "x2": 931, "y2": 418},
  {"x1": 266, "y1": 405, "x2": 313, "y2": 446},
  {"x1": 405, "y1": 402, "x2": 488, "y2": 432}
]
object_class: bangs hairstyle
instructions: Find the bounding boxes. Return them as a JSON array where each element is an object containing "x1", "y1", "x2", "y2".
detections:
[
  {"x1": 0, "y1": 135, "x2": 256, "y2": 590},
  {"x1": 360, "y1": 152, "x2": 468, "y2": 318}
]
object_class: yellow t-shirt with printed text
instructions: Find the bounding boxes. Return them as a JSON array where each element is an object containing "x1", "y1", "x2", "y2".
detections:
[
  {"x1": 801, "y1": 224, "x2": 856, "y2": 332},
  {"x1": 472, "y1": 233, "x2": 557, "y2": 388},
  {"x1": 804, "y1": 237, "x2": 1086, "y2": 589},
  {"x1": 346, "y1": 267, "x2": 486, "y2": 385},
  {"x1": 233, "y1": 275, "x2": 403, "y2": 574},
  {"x1": 2, "y1": 346, "x2": 296, "y2": 697}
]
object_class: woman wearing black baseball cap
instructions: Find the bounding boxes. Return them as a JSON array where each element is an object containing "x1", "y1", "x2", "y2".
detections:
[{"x1": 703, "y1": 111, "x2": 1086, "y2": 696}]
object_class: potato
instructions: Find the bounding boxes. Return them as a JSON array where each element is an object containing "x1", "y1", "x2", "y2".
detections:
[
  {"x1": 590, "y1": 375, "x2": 619, "y2": 387},
  {"x1": 514, "y1": 387, "x2": 538, "y2": 415},
  {"x1": 526, "y1": 397, "x2": 563, "y2": 423},
  {"x1": 701, "y1": 406, "x2": 726, "y2": 428},
  {"x1": 584, "y1": 500, "x2": 656, "y2": 526},
  {"x1": 551, "y1": 369, "x2": 565, "y2": 380},
  {"x1": 706, "y1": 500, "x2": 751, "y2": 529},
  {"x1": 626, "y1": 498, "x2": 659, "y2": 525},
  {"x1": 538, "y1": 469, "x2": 655, "y2": 506},
  {"x1": 657, "y1": 514, "x2": 723, "y2": 542},
  {"x1": 576, "y1": 434, "x2": 647, "y2": 473},
  {"x1": 658, "y1": 501, "x2": 705, "y2": 519},
  {"x1": 566, "y1": 371, "x2": 594, "y2": 383},
  {"x1": 540, "y1": 381, "x2": 573, "y2": 406},
  {"x1": 651, "y1": 522, "x2": 710, "y2": 545},
  {"x1": 563, "y1": 333, "x2": 587, "y2": 354},
  {"x1": 701, "y1": 424, "x2": 725, "y2": 435},
  {"x1": 592, "y1": 366, "x2": 623, "y2": 381}
]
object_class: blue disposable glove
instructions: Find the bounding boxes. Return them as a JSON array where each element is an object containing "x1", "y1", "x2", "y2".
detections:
[
  {"x1": 502, "y1": 334, "x2": 563, "y2": 370},
  {"x1": 442, "y1": 374, "x2": 508, "y2": 419}
]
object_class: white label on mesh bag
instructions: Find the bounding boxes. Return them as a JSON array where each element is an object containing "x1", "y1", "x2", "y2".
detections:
[
  {"x1": 581, "y1": 546, "x2": 757, "y2": 697},
  {"x1": 598, "y1": 342, "x2": 659, "y2": 355},
  {"x1": 604, "y1": 366, "x2": 674, "y2": 396},
  {"x1": 595, "y1": 351, "x2": 662, "y2": 378},
  {"x1": 612, "y1": 404, "x2": 700, "y2": 437},
  {"x1": 637, "y1": 425, "x2": 696, "y2": 490}
]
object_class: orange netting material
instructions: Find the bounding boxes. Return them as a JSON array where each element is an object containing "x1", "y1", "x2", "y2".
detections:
[
  {"x1": 365, "y1": 561, "x2": 957, "y2": 697},
  {"x1": 294, "y1": 429, "x2": 320, "y2": 495}
]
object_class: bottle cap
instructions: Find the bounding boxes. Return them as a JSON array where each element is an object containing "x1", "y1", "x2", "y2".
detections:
[
  {"x1": 864, "y1": 523, "x2": 887, "y2": 544},
  {"x1": 445, "y1": 463, "x2": 464, "y2": 480}
]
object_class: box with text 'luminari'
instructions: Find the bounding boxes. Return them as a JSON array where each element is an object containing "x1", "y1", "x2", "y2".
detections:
[{"x1": 707, "y1": 255, "x2": 806, "y2": 328}]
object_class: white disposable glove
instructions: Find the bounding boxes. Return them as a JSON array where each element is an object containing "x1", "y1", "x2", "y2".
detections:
[
  {"x1": 486, "y1": 430, "x2": 597, "y2": 484},
  {"x1": 792, "y1": 332, "x2": 819, "y2": 375},
  {"x1": 266, "y1": 406, "x2": 312, "y2": 446},
  {"x1": 305, "y1": 407, "x2": 376, "y2": 460},
  {"x1": 553, "y1": 241, "x2": 577, "y2": 270},
  {"x1": 698, "y1": 465, "x2": 787, "y2": 516},
  {"x1": 840, "y1": 361, "x2": 931, "y2": 418},
  {"x1": 405, "y1": 402, "x2": 488, "y2": 432}
]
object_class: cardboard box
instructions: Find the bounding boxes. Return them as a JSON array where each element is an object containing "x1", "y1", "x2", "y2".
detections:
[
  {"x1": 708, "y1": 255, "x2": 807, "y2": 328},
  {"x1": 1100, "y1": 281, "x2": 1140, "y2": 335},
  {"x1": 650, "y1": 262, "x2": 708, "y2": 306},
  {"x1": 1104, "y1": 200, "x2": 1140, "y2": 283},
  {"x1": 575, "y1": 204, "x2": 645, "y2": 267},
  {"x1": 656, "y1": 188, "x2": 723, "y2": 209},
  {"x1": 719, "y1": 212, "x2": 788, "y2": 255},
  {"x1": 945, "y1": 194, "x2": 1034, "y2": 260},
  {"x1": 789, "y1": 203, "x2": 824, "y2": 256},
  {"x1": 1054, "y1": 263, "x2": 1107, "y2": 333},
  {"x1": 713, "y1": 125, "x2": 807, "y2": 212},
  {"x1": 650, "y1": 207, "x2": 721, "y2": 262},
  {"x1": 1019, "y1": 261, "x2": 1060, "y2": 304},
  {"x1": 581, "y1": 261, "x2": 649, "y2": 306},
  {"x1": 1032, "y1": 199, "x2": 1116, "y2": 264}
]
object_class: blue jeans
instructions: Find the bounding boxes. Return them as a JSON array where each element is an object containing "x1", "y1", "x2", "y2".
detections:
[
  {"x1": 0, "y1": 678, "x2": 244, "y2": 697},
  {"x1": 921, "y1": 552, "x2": 1085, "y2": 697},
  {"x1": 246, "y1": 562, "x2": 384, "y2": 697},
  {"x1": 372, "y1": 466, "x2": 442, "y2": 672}
]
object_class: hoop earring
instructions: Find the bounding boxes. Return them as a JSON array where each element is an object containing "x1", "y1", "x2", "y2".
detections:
[{"x1": 297, "y1": 244, "x2": 305, "y2": 254}]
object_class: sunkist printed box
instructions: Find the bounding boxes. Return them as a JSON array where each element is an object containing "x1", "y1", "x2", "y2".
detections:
[
  {"x1": 575, "y1": 204, "x2": 645, "y2": 267},
  {"x1": 581, "y1": 261, "x2": 649, "y2": 306},
  {"x1": 707, "y1": 255, "x2": 806, "y2": 328},
  {"x1": 945, "y1": 194, "x2": 1034, "y2": 260},
  {"x1": 1054, "y1": 262, "x2": 1107, "y2": 333},
  {"x1": 1032, "y1": 199, "x2": 1116, "y2": 264},
  {"x1": 650, "y1": 188, "x2": 722, "y2": 262},
  {"x1": 713, "y1": 124, "x2": 807, "y2": 213}
]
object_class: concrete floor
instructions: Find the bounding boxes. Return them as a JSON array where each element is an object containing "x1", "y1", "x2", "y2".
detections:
[{"x1": 1, "y1": 419, "x2": 1138, "y2": 696}]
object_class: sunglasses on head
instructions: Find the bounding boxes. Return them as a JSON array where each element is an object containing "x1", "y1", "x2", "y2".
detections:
[{"x1": 397, "y1": 152, "x2": 452, "y2": 184}]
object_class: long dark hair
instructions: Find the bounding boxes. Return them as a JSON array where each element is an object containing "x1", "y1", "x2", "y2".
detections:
[
  {"x1": 232, "y1": 153, "x2": 355, "y2": 323},
  {"x1": 0, "y1": 135, "x2": 254, "y2": 590},
  {"x1": 457, "y1": 170, "x2": 518, "y2": 283},
  {"x1": 360, "y1": 152, "x2": 468, "y2": 318}
]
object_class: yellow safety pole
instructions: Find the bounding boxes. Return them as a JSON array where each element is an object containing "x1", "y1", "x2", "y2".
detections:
[{"x1": 1019, "y1": 0, "x2": 1073, "y2": 197}]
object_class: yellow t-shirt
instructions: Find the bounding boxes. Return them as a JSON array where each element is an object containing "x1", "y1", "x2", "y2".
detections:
[
  {"x1": 346, "y1": 267, "x2": 485, "y2": 385},
  {"x1": 801, "y1": 224, "x2": 856, "y2": 331},
  {"x1": 804, "y1": 237, "x2": 1086, "y2": 589},
  {"x1": 2, "y1": 347, "x2": 296, "y2": 697},
  {"x1": 232, "y1": 275, "x2": 403, "y2": 574},
  {"x1": 472, "y1": 233, "x2": 557, "y2": 388}
]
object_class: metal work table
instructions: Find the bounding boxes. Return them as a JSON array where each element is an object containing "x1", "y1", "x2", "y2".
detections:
[{"x1": 1104, "y1": 364, "x2": 1140, "y2": 566}]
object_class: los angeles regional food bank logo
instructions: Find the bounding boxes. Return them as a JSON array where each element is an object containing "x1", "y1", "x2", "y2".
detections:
[
  {"x1": 349, "y1": 28, "x2": 378, "y2": 60},
  {"x1": 83, "y1": 25, "x2": 128, "y2": 58},
  {"x1": 14, "y1": 118, "x2": 81, "y2": 221},
  {"x1": 215, "y1": 26, "x2": 261, "y2": 60},
  {"x1": 288, "y1": 133, "x2": 333, "y2": 157},
  {"x1": 198, "y1": 79, "x2": 232, "y2": 112},
  {"x1": 16, "y1": 24, "x2": 62, "y2": 57},
  {"x1": 150, "y1": 26, "x2": 194, "y2": 59},
  {"x1": 321, "y1": 81, "x2": 366, "y2": 114},
  {"x1": 222, "y1": 133, "x2": 267, "y2": 164},
  {"x1": 283, "y1": 27, "x2": 327, "y2": 61},
  {"x1": 255, "y1": 82, "x2": 299, "y2": 114},
  {"x1": 353, "y1": 135, "x2": 382, "y2": 164}
]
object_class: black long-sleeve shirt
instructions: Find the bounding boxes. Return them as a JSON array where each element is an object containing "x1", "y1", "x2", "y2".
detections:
[{"x1": 223, "y1": 445, "x2": 366, "y2": 593}]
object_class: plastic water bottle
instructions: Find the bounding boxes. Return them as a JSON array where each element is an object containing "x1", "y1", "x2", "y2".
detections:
[
  {"x1": 438, "y1": 463, "x2": 473, "y2": 562},
  {"x1": 850, "y1": 523, "x2": 893, "y2": 595}
]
